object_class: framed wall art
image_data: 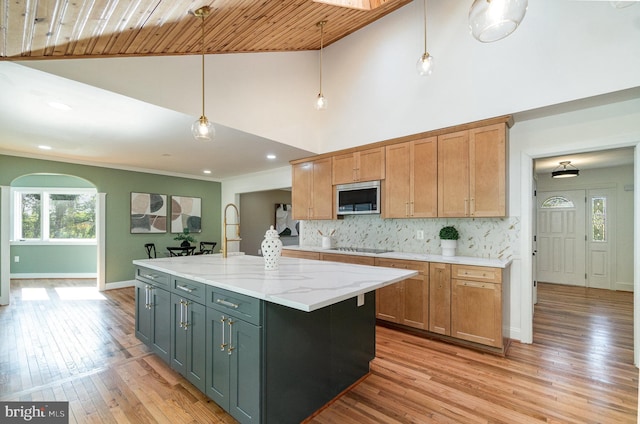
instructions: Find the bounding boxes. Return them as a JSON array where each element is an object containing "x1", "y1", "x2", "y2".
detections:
[
  {"x1": 131, "y1": 192, "x2": 167, "y2": 233},
  {"x1": 171, "y1": 196, "x2": 202, "y2": 233}
]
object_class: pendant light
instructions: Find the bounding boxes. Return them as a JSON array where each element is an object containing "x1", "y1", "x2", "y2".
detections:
[
  {"x1": 416, "y1": 0, "x2": 434, "y2": 76},
  {"x1": 191, "y1": 6, "x2": 215, "y2": 141},
  {"x1": 315, "y1": 20, "x2": 328, "y2": 110},
  {"x1": 469, "y1": 0, "x2": 528, "y2": 43},
  {"x1": 552, "y1": 161, "x2": 580, "y2": 178}
]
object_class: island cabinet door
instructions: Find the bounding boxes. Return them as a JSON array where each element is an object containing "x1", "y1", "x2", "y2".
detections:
[
  {"x1": 206, "y1": 308, "x2": 262, "y2": 424},
  {"x1": 170, "y1": 295, "x2": 206, "y2": 392},
  {"x1": 134, "y1": 280, "x2": 152, "y2": 344},
  {"x1": 228, "y1": 318, "x2": 262, "y2": 424},
  {"x1": 206, "y1": 309, "x2": 231, "y2": 409},
  {"x1": 150, "y1": 285, "x2": 171, "y2": 364},
  {"x1": 135, "y1": 280, "x2": 171, "y2": 364}
]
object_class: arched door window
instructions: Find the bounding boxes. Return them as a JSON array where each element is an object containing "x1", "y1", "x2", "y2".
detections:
[{"x1": 540, "y1": 196, "x2": 575, "y2": 209}]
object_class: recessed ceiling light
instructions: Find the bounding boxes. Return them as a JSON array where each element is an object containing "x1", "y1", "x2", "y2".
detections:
[
  {"x1": 266, "y1": 154, "x2": 276, "y2": 160},
  {"x1": 47, "y1": 101, "x2": 72, "y2": 111},
  {"x1": 203, "y1": 170, "x2": 212, "y2": 174},
  {"x1": 38, "y1": 145, "x2": 52, "y2": 150}
]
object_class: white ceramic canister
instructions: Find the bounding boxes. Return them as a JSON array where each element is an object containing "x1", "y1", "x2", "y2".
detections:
[{"x1": 261, "y1": 225, "x2": 283, "y2": 270}]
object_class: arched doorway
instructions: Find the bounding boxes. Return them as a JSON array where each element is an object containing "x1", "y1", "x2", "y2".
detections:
[{"x1": 1, "y1": 173, "x2": 105, "y2": 304}]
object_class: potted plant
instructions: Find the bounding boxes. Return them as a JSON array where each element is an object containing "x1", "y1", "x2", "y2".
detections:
[
  {"x1": 174, "y1": 228, "x2": 197, "y2": 247},
  {"x1": 439, "y1": 225, "x2": 459, "y2": 257}
]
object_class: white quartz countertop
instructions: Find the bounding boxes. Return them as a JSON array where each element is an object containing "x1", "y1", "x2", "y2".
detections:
[
  {"x1": 133, "y1": 254, "x2": 417, "y2": 312},
  {"x1": 283, "y1": 245, "x2": 512, "y2": 269}
]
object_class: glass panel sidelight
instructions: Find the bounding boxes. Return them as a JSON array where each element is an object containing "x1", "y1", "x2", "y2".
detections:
[
  {"x1": 592, "y1": 197, "x2": 606, "y2": 242},
  {"x1": 541, "y1": 196, "x2": 574, "y2": 208}
]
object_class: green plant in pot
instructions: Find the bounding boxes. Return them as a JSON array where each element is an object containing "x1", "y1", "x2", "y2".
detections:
[
  {"x1": 439, "y1": 225, "x2": 459, "y2": 257},
  {"x1": 174, "y1": 228, "x2": 197, "y2": 247}
]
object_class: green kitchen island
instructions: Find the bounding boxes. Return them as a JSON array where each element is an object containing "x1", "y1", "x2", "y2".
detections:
[{"x1": 133, "y1": 254, "x2": 416, "y2": 424}]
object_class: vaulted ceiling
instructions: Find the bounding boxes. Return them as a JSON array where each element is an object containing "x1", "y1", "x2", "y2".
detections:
[{"x1": 0, "y1": 0, "x2": 410, "y2": 60}]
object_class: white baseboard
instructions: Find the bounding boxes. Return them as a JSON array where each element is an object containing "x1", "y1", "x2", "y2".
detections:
[
  {"x1": 506, "y1": 326, "x2": 522, "y2": 343},
  {"x1": 615, "y1": 281, "x2": 634, "y2": 292},
  {"x1": 10, "y1": 273, "x2": 97, "y2": 279},
  {"x1": 104, "y1": 280, "x2": 135, "y2": 290}
]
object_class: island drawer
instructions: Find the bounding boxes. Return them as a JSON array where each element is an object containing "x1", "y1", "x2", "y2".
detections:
[
  {"x1": 452, "y1": 265, "x2": 501, "y2": 284},
  {"x1": 172, "y1": 277, "x2": 206, "y2": 303},
  {"x1": 206, "y1": 286, "x2": 262, "y2": 325},
  {"x1": 136, "y1": 266, "x2": 170, "y2": 289}
]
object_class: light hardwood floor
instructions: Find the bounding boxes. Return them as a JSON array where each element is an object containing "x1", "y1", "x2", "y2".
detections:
[{"x1": 0, "y1": 280, "x2": 636, "y2": 423}]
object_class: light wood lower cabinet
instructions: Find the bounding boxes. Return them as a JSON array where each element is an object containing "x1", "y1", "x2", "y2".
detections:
[
  {"x1": 428, "y1": 262, "x2": 451, "y2": 336},
  {"x1": 281, "y1": 250, "x2": 321, "y2": 260},
  {"x1": 451, "y1": 264, "x2": 503, "y2": 348},
  {"x1": 374, "y1": 258, "x2": 429, "y2": 330}
]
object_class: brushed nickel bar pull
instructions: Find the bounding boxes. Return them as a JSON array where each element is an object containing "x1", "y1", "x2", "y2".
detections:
[
  {"x1": 176, "y1": 285, "x2": 194, "y2": 293},
  {"x1": 142, "y1": 274, "x2": 156, "y2": 280},
  {"x1": 145, "y1": 285, "x2": 151, "y2": 309},
  {"x1": 216, "y1": 299, "x2": 239, "y2": 309},
  {"x1": 179, "y1": 300, "x2": 185, "y2": 328},
  {"x1": 228, "y1": 319, "x2": 235, "y2": 355},
  {"x1": 220, "y1": 316, "x2": 227, "y2": 351},
  {"x1": 183, "y1": 301, "x2": 190, "y2": 331}
]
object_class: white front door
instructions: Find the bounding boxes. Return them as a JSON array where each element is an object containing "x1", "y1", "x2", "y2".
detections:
[
  {"x1": 537, "y1": 190, "x2": 586, "y2": 286},
  {"x1": 586, "y1": 188, "x2": 616, "y2": 289}
]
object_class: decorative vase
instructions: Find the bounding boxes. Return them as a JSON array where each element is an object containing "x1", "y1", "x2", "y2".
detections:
[
  {"x1": 441, "y1": 239, "x2": 457, "y2": 257},
  {"x1": 261, "y1": 225, "x2": 283, "y2": 270},
  {"x1": 180, "y1": 240, "x2": 190, "y2": 247}
]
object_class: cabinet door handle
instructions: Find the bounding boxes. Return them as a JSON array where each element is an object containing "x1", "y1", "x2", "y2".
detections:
[
  {"x1": 146, "y1": 285, "x2": 152, "y2": 309},
  {"x1": 464, "y1": 198, "x2": 469, "y2": 216},
  {"x1": 183, "y1": 301, "x2": 190, "y2": 331},
  {"x1": 216, "y1": 299, "x2": 239, "y2": 309},
  {"x1": 410, "y1": 202, "x2": 414, "y2": 217},
  {"x1": 228, "y1": 319, "x2": 235, "y2": 355},
  {"x1": 142, "y1": 273, "x2": 156, "y2": 280},
  {"x1": 176, "y1": 284, "x2": 194, "y2": 293},
  {"x1": 470, "y1": 198, "x2": 475, "y2": 216},
  {"x1": 179, "y1": 300, "x2": 185, "y2": 328},
  {"x1": 405, "y1": 202, "x2": 409, "y2": 217},
  {"x1": 220, "y1": 316, "x2": 228, "y2": 351}
]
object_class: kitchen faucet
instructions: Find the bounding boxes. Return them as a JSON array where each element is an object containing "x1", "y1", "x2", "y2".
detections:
[{"x1": 223, "y1": 203, "x2": 241, "y2": 258}]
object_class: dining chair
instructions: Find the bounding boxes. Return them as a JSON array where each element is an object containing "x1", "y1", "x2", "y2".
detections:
[
  {"x1": 144, "y1": 243, "x2": 156, "y2": 259},
  {"x1": 167, "y1": 246, "x2": 196, "y2": 256},
  {"x1": 198, "y1": 241, "x2": 217, "y2": 255}
]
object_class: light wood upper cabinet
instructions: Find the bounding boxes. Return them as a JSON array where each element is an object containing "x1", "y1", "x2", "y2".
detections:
[
  {"x1": 375, "y1": 258, "x2": 429, "y2": 330},
  {"x1": 438, "y1": 123, "x2": 507, "y2": 217},
  {"x1": 332, "y1": 147, "x2": 385, "y2": 185},
  {"x1": 292, "y1": 157, "x2": 333, "y2": 220},
  {"x1": 384, "y1": 137, "x2": 438, "y2": 218}
]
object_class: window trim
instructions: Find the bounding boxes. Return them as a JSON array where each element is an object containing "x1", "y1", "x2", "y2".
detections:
[{"x1": 11, "y1": 187, "x2": 98, "y2": 244}]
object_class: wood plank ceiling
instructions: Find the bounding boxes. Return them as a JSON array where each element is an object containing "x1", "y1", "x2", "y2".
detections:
[{"x1": 0, "y1": 0, "x2": 411, "y2": 60}]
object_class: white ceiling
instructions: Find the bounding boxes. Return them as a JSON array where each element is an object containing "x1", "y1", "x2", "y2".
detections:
[
  {"x1": 534, "y1": 147, "x2": 635, "y2": 175},
  {"x1": 0, "y1": 61, "x2": 314, "y2": 181}
]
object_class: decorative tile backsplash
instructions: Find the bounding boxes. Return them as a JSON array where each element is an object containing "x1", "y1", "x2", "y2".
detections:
[{"x1": 300, "y1": 215, "x2": 520, "y2": 260}]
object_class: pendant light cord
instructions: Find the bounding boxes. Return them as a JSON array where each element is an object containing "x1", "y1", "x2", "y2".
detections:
[
  {"x1": 318, "y1": 21, "x2": 326, "y2": 95},
  {"x1": 423, "y1": 0, "x2": 427, "y2": 54},
  {"x1": 200, "y1": 13, "x2": 206, "y2": 118}
]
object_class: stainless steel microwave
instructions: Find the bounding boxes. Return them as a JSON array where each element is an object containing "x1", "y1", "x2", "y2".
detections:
[{"x1": 336, "y1": 181, "x2": 381, "y2": 215}]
